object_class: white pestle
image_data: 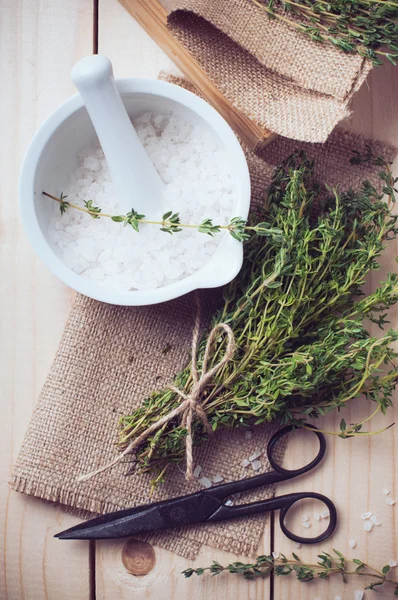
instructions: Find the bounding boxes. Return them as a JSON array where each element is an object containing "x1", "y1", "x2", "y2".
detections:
[{"x1": 71, "y1": 55, "x2": 163, "y2": 217}]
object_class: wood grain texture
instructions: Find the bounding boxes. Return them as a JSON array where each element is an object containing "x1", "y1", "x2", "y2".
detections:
[
  {"x1": 273, "y1": 63, "x2": 398, "y2": 599},
  {"x1": 116, "y1": 0, "x2": 275, "y2": 151},
  {"x1": 0, "y1": 1, "x2": 93, "y2": 598}
]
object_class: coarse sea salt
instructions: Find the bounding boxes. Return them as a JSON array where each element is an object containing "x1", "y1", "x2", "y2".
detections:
[
  {"x1": 251, "y1": 460, "x2": 262, "y2": 472},
  {"x1": 361, "y1": 511, "x2": 372, "y2": 520},
  {"x1": 212, "y1": 474, "x2": 224, "y2": 484},
  {"x1": 193, "y1": 465, "x2": 202, "y2": 478},
  {"x1": 301, "y1": 515, "x2": 309, "y2": 522},
  {"x1": 199, "y1": 476, "x2": 212, "y2": 489},
  {"x1": 370, "y1": 514, "x2": 381, "y2": 526},
  {"x1": 249, "y1": 450, "x2": 262, "y2": 462},
  {"x1": 48, "y1": 112, "x2": 234, "y2": 292}
]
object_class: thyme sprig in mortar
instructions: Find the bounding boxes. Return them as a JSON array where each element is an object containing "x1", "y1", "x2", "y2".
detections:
[
  {"x1": 250, "y1": 0, "x2": 398, "y2": 66},
  {"x1": 113, "y1": 148, "x2": 398, "y2": 481},
  {"x1": 43, "y1": 191, "x2": 264, "y2": 242}
]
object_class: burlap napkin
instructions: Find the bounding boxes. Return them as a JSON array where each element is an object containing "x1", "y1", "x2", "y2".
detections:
[
  {"x1": 161, "y1": 0, "x2": 371, "y2": 142},
  {"x1": 10, "y1": 75, "x2": 396, "y2": 560}
]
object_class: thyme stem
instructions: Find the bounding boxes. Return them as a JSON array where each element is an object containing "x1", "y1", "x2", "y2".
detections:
[{"x1": 182, "y1": 549, "x2": 398, "y2": 594}]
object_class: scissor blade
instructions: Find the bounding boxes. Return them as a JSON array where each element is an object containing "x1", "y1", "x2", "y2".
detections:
[{"x1": 55, "y1": 490, "x2": 221, "y2": 540}]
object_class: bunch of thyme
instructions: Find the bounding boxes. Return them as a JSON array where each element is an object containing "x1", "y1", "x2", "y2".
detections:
[
  {"x1": 250, "y1": 0, "x2": 398, "y2": 66},
  {"x1": 118, "y1": 148, "x2": 398, "y2": 478},
  {"x1": 183, "y1": 548, "x2": 398, "y2": 594}
]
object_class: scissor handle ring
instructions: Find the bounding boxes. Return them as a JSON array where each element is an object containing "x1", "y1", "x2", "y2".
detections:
[
  {"x1": 279, "y1": 492, "x2": 337, "y2": 544},
  {"x1": 267, "y1": 424, "x2": 326, "y2": 477}
]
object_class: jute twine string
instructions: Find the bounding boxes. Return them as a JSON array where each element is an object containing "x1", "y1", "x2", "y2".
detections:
[{"x1": 78, "y1": 300, "x2": 236, "y2": 483}]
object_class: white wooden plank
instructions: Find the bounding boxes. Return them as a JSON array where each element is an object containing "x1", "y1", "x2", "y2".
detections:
[
  {"x1": 0, "y1": 1, "x2": 93, "y2": 598},
  {"x1": 96, "y1": 537, "x2": 271, "y2": 600},
  {"x1": 95, "y1": 2, "x2": 272, "y2": 597},
  {"x1": 98, "y1": 0, "x2": 176, "y2": 78}
]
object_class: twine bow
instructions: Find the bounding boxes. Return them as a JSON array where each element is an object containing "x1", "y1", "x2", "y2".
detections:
[{"x1": 78, "y1": 300, "x2": 236, "y2": 483}]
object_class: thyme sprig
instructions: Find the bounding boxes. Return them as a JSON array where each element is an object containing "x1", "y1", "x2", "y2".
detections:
[
  {"x1": 118, "y1": 148, "x2": 398, "y2": 478},
  {"x1": 43, "y1": 191, "x2": 268, "y2": 242},
  {"x1": 250, "y1": 0, "x2": 398, "y2": 65},
  {"x1": 183, "y1": 549, "x2": 398, "y2": 594}
]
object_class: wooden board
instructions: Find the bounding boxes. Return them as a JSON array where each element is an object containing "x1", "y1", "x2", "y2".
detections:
[
  {"x1": 0, "y1": 1, "x2": 93, "y2": 598},
  {"x1": 116, "y1": 0, "x2": 276, "y2": 151}
]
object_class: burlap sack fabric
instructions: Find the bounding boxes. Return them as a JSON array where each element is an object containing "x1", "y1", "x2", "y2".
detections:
[
  {"x1": 10, "y1": 74, "x2": 396, "y2": 559},
  {"x1": 161, "y1": 0, "x2": 371, "y2": 142}
]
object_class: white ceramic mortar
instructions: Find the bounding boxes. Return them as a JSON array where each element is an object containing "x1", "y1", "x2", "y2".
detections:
[{"x1": 19, "y1": 78, "x2": 251, "y2": 306}]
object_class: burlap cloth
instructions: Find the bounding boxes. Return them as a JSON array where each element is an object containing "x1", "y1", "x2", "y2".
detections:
[
  {"x1": 10, "y1": 75, "x2": 396, "y2": 560},
  {"x1": 160, "y1": 0, "x2": 372, "y2": 142}
]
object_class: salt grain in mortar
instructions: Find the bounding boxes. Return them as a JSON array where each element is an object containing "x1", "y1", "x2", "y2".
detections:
[{"x1": 48, "y1": 112, "x2": 234, "y2": 292}]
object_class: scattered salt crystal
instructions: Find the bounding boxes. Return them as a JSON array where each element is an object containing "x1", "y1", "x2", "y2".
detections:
[
  {"x1": 199, "y1": 477, "x2": 212, "y2": 489},
  {"x1": 364, "y1": 520, "x2": 373, "y2": 532},
  {"x1": 193, "y1": 465, "x2": 202, "y2": 478},
  {"x1": 244, "y1": 430, "x2": 252, "y2": 440},
  {"x1": 383, "y1": 488, "x2": 390, "y2": 495},
  {"x1": 389, "y1": 559, "x2": 397, "y2": 567},
  {"x1": 293, "y1": 542, "x2": 301, "y2": 549},
  {"x1": 387, "y1": 498, "x2": 396, "y2": 506},
  {"x1": 314, "y1": 512, "x2": 321, "y2": 521},
  {"x1": 272, "y1": 551, "x2": 280, "y2": 559},
  {"x1": 354, "y1": 591, "x2": 364, "y2": 600},
  {"x1": 212, "y1": 475, "x2": 224, "y2": 484},
  {"x1": 225, "y1": 499, "x2": 234, "y2": 506},
  {"x1": 361, "y1": 511, "x2": 372, "y2": 520},
  {"x1": 301, "y1": 515, "x2": 309, "y2": 522},
  {"x1": 321, "y1": 510, "x2": 330, "y2": 519},
  {"x1": 49, "y1": 112, "x2": 233, "y2": 291},
  {"x1": 241, "y1": 459, "x2": 250, "y2": 468},
  {"x1": 349, "y1": 539, "x2": 356, "y2": 549},
  {"x1": 251, "y1": 460, "x2": 262, "y2": 472},
  {"x1": 370, "y1": 514, "x2": 381, "y2": 526},
  {"x1": 302, "y1": 522, "x2": 311, "y2": 529},
  {"x1": 249, "y1": 450, "x2": 262, "y2": 462}
]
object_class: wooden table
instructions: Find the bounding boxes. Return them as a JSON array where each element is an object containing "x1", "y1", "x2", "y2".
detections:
[{"x1": 1, "y1": 1, "x2": 398, "y2": 598}]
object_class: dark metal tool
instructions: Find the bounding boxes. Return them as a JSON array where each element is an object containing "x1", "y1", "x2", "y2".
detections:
[{"x1": 55, "y1": 425, "x2": 337, "y2": 544}]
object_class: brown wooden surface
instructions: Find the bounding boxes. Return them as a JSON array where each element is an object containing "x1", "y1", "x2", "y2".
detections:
[{"x1": 1, "y1": 1, "x2": 398, "y2": 598}]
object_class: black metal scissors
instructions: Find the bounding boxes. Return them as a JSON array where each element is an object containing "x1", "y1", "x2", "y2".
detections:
[{"x1": 55, "y1": 425, "x2": 337, "y2": 544}]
